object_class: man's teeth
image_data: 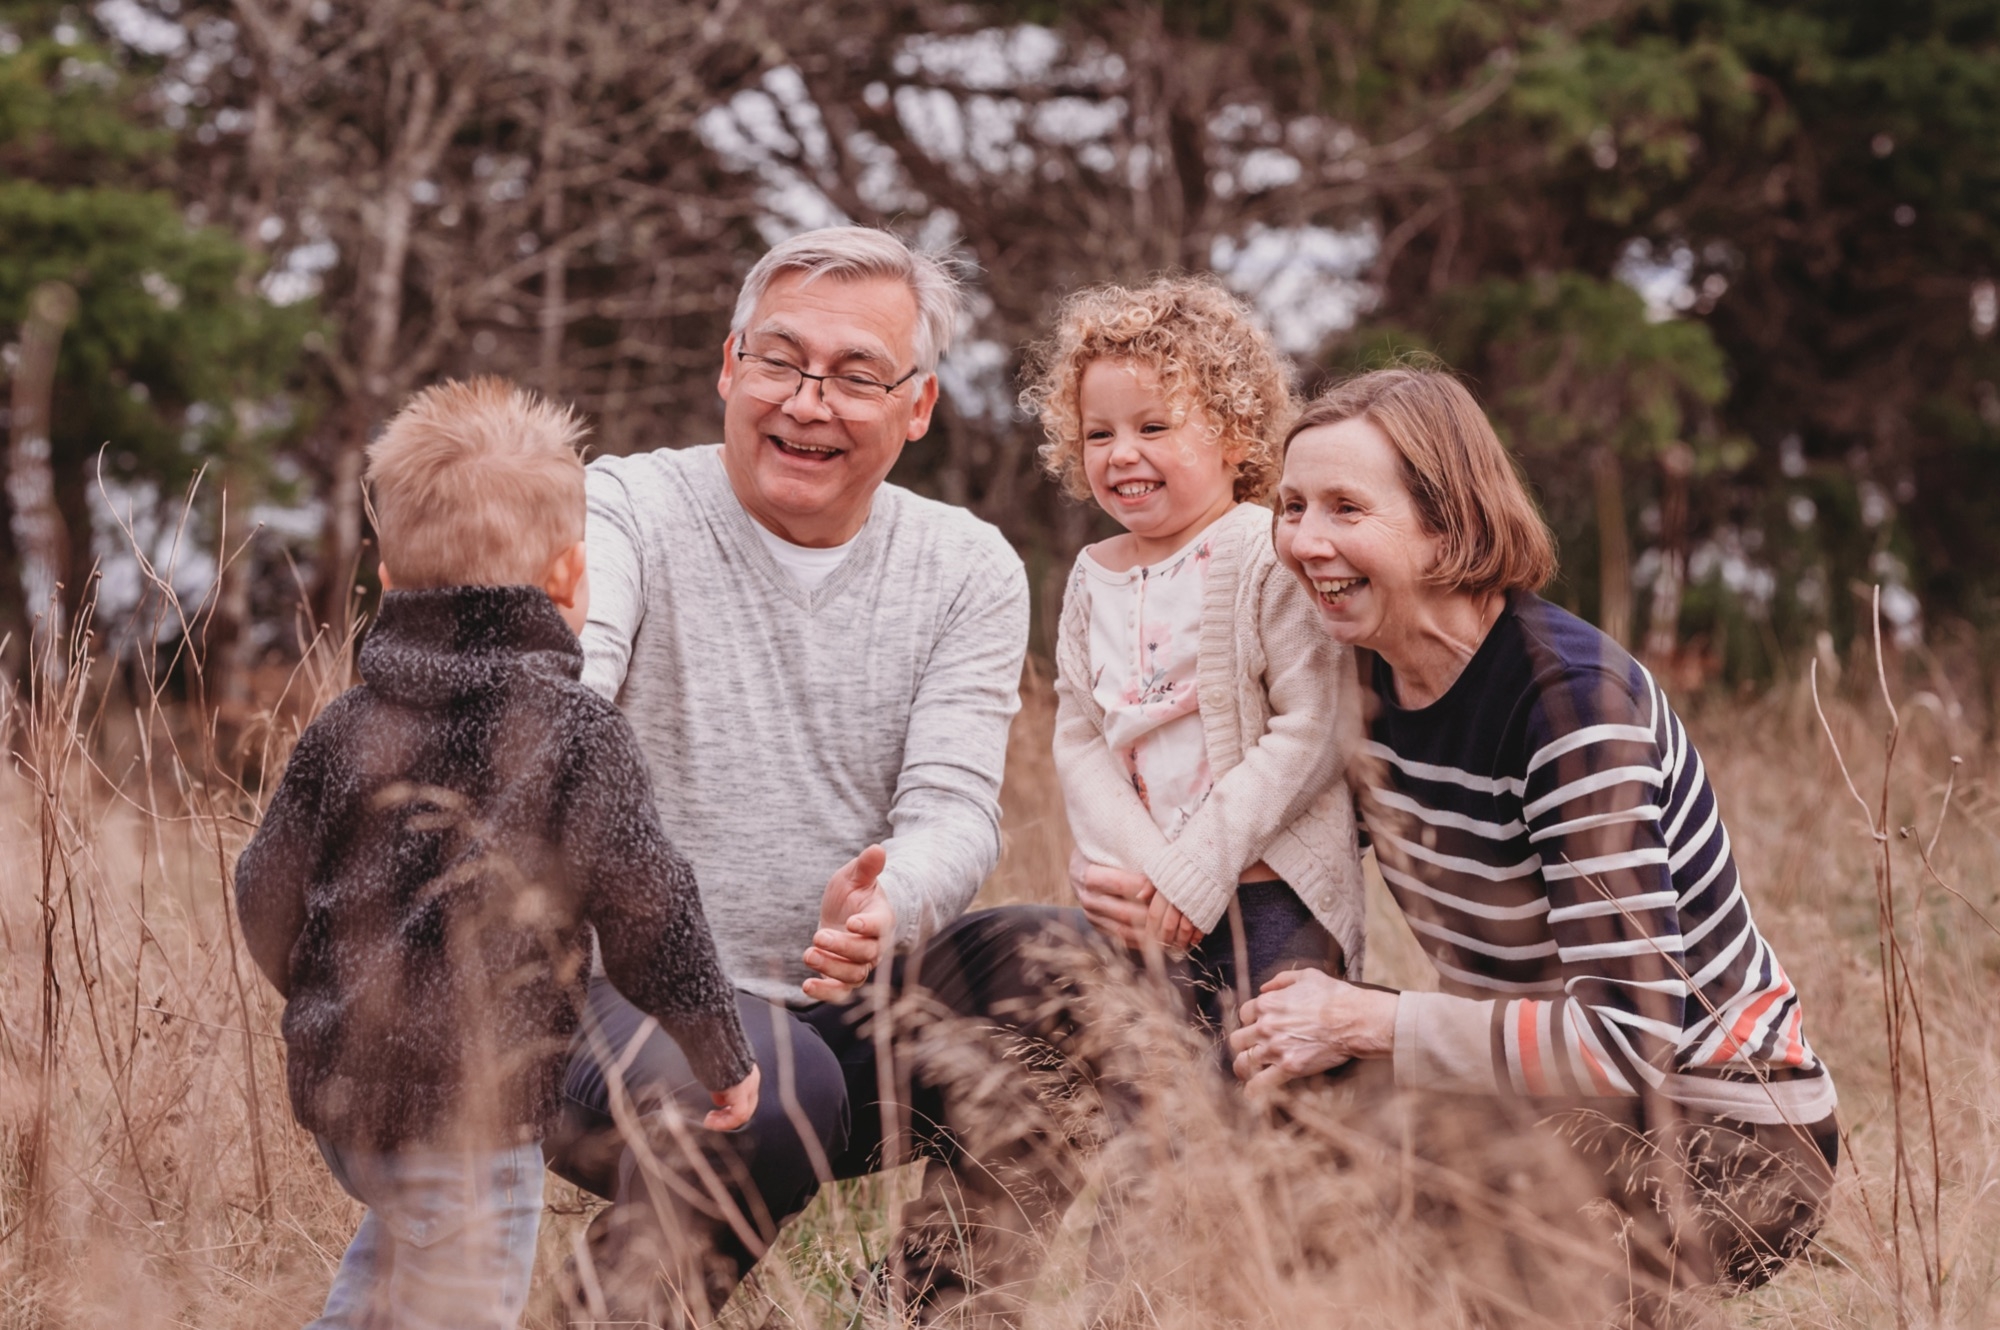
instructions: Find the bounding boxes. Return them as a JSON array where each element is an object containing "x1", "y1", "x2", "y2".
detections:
[
  {"x1": 1113, "y1": 481, "x2": 1160, "y2": 497},
  {"x1": 775, "y1": 438, "x2": 841, "y2": 456},
  {"x1": 1313, "y1": 577, "x2": 1365, "y2": 598}
]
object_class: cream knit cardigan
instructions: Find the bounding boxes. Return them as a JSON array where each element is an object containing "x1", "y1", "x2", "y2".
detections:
[{"x1": 1054, "y1": 501, "x2": 1367, "y2": 972}]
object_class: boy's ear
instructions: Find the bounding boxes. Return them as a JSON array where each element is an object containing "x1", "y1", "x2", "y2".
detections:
[{"x1": 542, "y1": 542, "x2": 587, "y2": 608}]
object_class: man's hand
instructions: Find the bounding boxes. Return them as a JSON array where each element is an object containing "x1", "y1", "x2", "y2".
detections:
[
  {"x1": 1227, "y1": 969, "x2": 1398, "y2": 1095},
  {"x1": 802, "y1": 844, "x2": 896, "y2": 1002},
  {"x1": 1145, "y1": 891, "x2": 1203, "y2": 952},
  {"x1": 1068, "y1": 847, "x2": 1156, "y2": 949},
  {"x1": 703, "y1": 1064, "x2": 761, "y2": 1132}
]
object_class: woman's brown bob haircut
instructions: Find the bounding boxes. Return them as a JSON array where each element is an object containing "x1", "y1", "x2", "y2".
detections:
[{"x1": 1283, "y1": 365, "x2": 1557, "y2": 596}]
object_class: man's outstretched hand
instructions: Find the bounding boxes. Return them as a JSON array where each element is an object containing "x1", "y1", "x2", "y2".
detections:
[
  {"x1": 703, "y1": 1063, "x2": 761, "y2": 1131},
  {"x1": 802, "y1": 844, "x2": 896, "y2": 1002}
]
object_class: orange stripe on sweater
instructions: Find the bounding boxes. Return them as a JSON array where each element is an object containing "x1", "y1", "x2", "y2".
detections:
[
  {"x1": 1708, "y1": 980, "x2": 1791, "y2": 1067},
  {"x1": 1516, "y1": 1001, "x2": 1546, "y2": 1096}
]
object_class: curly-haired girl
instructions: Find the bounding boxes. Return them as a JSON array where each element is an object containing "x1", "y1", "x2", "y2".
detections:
[{"x1": 1023, "y1": 275, "x2": 1365, "y2": 1024}]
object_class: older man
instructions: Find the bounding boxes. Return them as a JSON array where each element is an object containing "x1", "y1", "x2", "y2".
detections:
[{"x1": 548, "y1": 227, "x2": 1078, "y2": 1323}]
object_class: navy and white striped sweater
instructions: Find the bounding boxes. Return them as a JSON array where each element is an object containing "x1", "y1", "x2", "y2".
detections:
[{"x1": 1366, "y1": 593, "x2": 1835, "y2": 1125}]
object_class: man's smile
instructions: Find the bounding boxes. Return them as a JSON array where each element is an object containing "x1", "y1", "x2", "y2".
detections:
[{"x1": 767, "y1": 433, "x2": 847, "y2": 461}]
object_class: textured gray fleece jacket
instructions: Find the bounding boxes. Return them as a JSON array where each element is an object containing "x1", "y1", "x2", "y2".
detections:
[{"x1": 234, "y1": 586, "x2": 752, "y2": 1150}]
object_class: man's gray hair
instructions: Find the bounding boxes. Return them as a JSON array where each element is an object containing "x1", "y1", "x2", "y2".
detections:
[{"x1": 731, "y1": 226, "x2": 964, "y2": 374}]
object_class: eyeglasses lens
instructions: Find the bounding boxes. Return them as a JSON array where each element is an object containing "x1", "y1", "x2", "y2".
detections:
[{"x1": 739, "y1": 357, "x2": 896, "y2": 421}]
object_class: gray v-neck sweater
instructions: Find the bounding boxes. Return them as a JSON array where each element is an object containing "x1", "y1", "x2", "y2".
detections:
[{"x1": 580, "y1": 444, "x2": 1030, "y2": 1003}]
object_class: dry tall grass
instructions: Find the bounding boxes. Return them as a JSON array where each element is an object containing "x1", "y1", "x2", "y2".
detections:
[{"x1": 2, "y1": 586, "x2": 1996, "y2": 1327}]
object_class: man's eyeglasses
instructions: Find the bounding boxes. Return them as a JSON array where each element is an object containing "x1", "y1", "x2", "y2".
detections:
[{"x1": 733, "y1": 340, "x2": 923, "y2": 422}]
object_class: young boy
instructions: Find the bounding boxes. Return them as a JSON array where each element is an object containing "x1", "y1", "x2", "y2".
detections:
[{"x1": 235, "y1": 377, "x2": 759, "y2": 1329}]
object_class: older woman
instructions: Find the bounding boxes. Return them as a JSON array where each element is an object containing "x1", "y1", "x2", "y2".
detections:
[{"x1": 1226, "y1": 366, "x2": 1839, "y2": 1297}]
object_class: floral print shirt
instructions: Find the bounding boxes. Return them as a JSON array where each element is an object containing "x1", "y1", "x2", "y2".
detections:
[{"x1": 1075, "y1": 527, "x2": 1218, "y2": 839}]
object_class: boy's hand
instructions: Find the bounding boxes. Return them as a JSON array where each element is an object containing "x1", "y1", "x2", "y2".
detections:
[
  {"x1": 802, "y1": 844, "x2": 896, "y2": 1002},
  {"x1": 703, "y1": 1064, "x2": 761, "y2": 1132},
  {"x1": 1145, "y1": 891, "x2": 1203, "y2": 952}
]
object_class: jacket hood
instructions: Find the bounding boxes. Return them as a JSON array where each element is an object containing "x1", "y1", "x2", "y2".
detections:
[{"x1": 358, "y1": 585, "x2": 583, "y2": 709}]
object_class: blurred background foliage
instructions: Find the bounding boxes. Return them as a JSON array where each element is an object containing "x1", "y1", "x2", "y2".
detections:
[{"x1": 1, "y1": 0, "x2": 1997, "y2": 715}]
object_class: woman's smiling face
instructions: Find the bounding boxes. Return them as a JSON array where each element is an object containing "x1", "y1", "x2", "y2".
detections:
[{"x1": 1274, "y1": 415, "x2": 1444, "y2": 649}]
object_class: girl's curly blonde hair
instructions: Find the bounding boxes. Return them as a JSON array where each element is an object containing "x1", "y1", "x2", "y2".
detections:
[{"x1": 1020, "y1": 275, "x2": 1295, "y2": 504}]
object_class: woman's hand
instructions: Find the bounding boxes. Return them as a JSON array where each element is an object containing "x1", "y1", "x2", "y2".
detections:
[
  {"x1": 1067, "y1": 848, "x2": 1155, "y2": 948},
  {"x1": 1228, "y1": 969, "x2": 1398, "y2": 1093}
]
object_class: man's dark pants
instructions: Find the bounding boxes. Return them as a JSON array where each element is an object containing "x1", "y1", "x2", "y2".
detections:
[{"x1": 546, "y1": 906, "x2": 1094, "y2": 1321}]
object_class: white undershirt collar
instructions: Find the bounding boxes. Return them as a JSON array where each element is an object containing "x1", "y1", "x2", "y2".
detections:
[{"x1": 750, "y1": 520, "x2": 858, "y2": 593}]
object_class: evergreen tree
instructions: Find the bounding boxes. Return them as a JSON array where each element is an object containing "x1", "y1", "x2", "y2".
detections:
[{"x1": 0, "y1": 3, "x2": 309, "y2": 676}]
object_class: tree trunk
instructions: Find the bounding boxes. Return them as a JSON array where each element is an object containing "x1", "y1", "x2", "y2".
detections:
[
  {"x1": 538, "y1": 0, "x2": 575, "y2": 396},
  {"x1": 49, "y1": 437, "x2": 94, "y2": 657},
  {"x1": 208, "y1": 460, "x2": 256, "y2": 712},
  {"x1": 315, "y1": 55, "x2": 468, "y2": 635},
  {"x1": 319, "y1": 418, "x2": 370, "y2": 634},
  {"x1": 1644, "y1": 441, "x2": 1694, "y2": 668},
  {"x1": 1593, "y1": 446, "x2": 1631, "y2": 648},
  {"x1": 7, "y1": 281, "x2": 79, "y2": 676},
  {"x1": 317, "y1": 168, "x2": 415, "y2": 633},
  {"x1": 209, "y1": 65, "x2": 292, "y2": 713}
]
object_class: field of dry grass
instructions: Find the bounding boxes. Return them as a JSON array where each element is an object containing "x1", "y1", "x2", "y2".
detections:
[{"x1": 1, "y1": 626, "x2": 1996, "y2": 1327}]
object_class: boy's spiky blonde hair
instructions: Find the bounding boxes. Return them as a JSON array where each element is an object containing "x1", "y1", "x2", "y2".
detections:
[
  {"x1": 365, "y1": 377, "x2": 589, "y2": 590},
  {"x1": 1021, "y1": 275, "x2": 1295, "y2": 504}
]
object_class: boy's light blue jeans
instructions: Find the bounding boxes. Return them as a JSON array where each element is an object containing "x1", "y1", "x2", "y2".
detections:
[{"x1": 309, "y1": 1136, "x2": 544, "y2": 1330}]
